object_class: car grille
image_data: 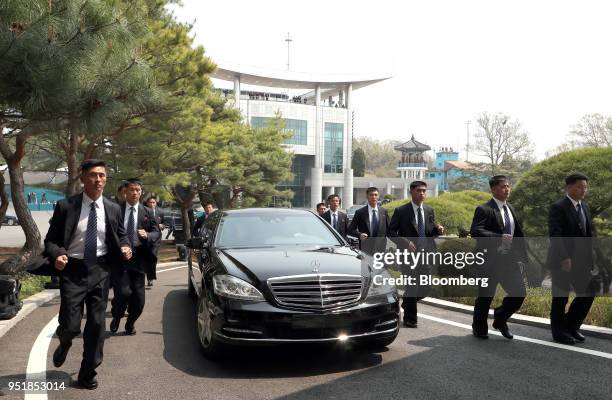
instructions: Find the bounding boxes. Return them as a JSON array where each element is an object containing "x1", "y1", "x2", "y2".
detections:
[{"x1": 268, "y1": 274, "x2": 364, "y2": 310}]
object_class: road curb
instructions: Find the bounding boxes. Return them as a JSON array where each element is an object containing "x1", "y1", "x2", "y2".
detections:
[
  {"x1": 420, "y1": 297, "x2": 612, "y2": 339},
  {"x1": 0, "y1": 261, "x2": 185, "y2": 339}
]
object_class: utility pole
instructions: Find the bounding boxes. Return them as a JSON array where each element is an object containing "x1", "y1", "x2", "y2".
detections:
[
  {"x1": 285, "y1": 32, "x2": 292, "y2": 71},
  {"x1": 465, "y1": 120, "x2": 471, "y2": 162}
]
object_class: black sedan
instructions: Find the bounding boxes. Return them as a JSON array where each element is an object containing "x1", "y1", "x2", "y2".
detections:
[
  {"x1": 2, "y1": 213, "x2": 19, "y2": 226},
  {"x1": 186, "y1": 208, "x2": 399, "y2": 358}
]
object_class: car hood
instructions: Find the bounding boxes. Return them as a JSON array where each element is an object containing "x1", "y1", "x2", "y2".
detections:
[{"x1": 218, "y1": 246, "x2": 371, "y2": 282}]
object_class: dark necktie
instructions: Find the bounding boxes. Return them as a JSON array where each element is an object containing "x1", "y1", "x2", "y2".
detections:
[
  {"x1": 576, "y1": 203, "x2": 586, "y2": 235},
  {"x1": 332, "y1": 213, "x2": 337, "y2": 229},
  {"x1": 371, "y1": 209, "x2": 379, "y2": 237},
  {"x1": 127, "y1": 206, "x2": 136, "y2": 247},
  {"x1": 84, "y1": 202, "x2": 98, "y2": 267},
  {"x1": 502, "y1": 205, "x2": 512, "y2": 235},
  {"x1": 417, "y1": 207, "x2": 425, "y2": 237}
]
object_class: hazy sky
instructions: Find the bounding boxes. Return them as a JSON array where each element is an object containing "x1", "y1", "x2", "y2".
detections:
[{"x1": 170, "y1": 0, "x2": 612, "y2": 160}]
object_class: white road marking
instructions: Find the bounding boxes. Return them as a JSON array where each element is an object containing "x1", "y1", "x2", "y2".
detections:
[
  {"x1": 24, "y1": 264, "x2": 187, "y2": 399},
  {"x1": 25, "y1": 314, "x2": 59, "y2": 400},
  {"x1": 417, "y1": 312, "x2": 612, "y2": 360}
]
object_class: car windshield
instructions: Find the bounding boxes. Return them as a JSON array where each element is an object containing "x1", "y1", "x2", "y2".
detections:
[{"x1": 216, "y1": 212, "x2": 343, "y2": 248}]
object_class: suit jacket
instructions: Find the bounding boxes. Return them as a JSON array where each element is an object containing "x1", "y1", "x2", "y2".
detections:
[
  {"x1": 348, "y1": 205, "x2": 390, "y2": 238},
  {"x1": 146, "y1": 206, "x2": 164, "y2": 254},
  {"x1": 120, "y1": 203, "x2": 161, "y2": 273},
  {"x1": 546, "y1": 196, "x2": 593, "y2": 271},
  {"x1": 470, "y1": 198, "x2": 528, "y2": 263},
  {"x1": 42, "y1": 193, "x2": 128, "y2": 280},
  {"x1": 388, "y1": 202, "x2": 439, "y2": 251},
  {"x1": 322, "y1": 209, "x2": 349, "y2": 238}
]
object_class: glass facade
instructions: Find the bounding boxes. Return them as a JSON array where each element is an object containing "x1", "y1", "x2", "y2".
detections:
[
  {"x1": 324, "y1": 122, "x2": 344, "y2": 173},
  {"x1": 250, "y1": 117, "x2": 307, "y2": 145}
]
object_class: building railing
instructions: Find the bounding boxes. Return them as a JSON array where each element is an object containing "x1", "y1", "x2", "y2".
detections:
[{"x1": 397, "y1": 162, "x2": 427, "y2": 168}]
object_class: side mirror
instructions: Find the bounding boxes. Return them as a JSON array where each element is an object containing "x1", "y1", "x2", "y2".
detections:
[
  {"x1": 187, "y1": 237, "x2": 207, "y2": 249},
  {"x1": 346, "y1": 235, "x2": 360, "y2": 248}
]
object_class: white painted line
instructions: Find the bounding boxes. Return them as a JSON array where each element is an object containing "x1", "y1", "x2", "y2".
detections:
[
  {"x1": 25, "y1": 313, "x2": 59, "y2": 400},
  {"x1": 24, "y1": 264, "x2": 187, "y2": 398},
  {"x1": 417, "y1": 312, "x2": 612, "y2": 360}
]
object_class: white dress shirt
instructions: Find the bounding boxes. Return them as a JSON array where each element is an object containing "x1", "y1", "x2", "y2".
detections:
[
  {"x1": 67, "y1": 193, "x2": 107, "y2": 258},
  {"x1": 367, "y1": 204, "x2": 379, "y2": 232},
  {"x1": 330, "y1": 210, "x2": 339, "y2": 228},
  {"x1": 493, "y1": 197, "x2": 515, "y2": 235},
  {"x1": 411, "y1": 202, "x2": 425, "y2": 232},
  {"x1": 123, "y1": 202, "x2": 139, "y2": 238}
]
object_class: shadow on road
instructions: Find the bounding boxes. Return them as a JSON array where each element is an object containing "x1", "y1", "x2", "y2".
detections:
[{"x1": 161, "y1": 289, "x2": 384, "y2": 379}]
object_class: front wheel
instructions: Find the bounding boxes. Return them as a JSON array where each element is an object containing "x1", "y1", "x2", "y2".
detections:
[{"x1": 196, "y1": 294, "x2": 226, "y2": 359}]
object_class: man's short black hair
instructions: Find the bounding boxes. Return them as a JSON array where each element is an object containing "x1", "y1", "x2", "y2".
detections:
[
  {"x1": 489, "y1": 175, "x2": 510, "y2": 188},
  {"x1": 410, "y1": 180, "x2": 427, "y2": 190},
  {"x1": 117, "y1": 181, "x2": 129, "y2": 192},
  {"x1": 366, "y1": 187, "x2": 379, "y2": 195},
  {"x1": 565, "y1": 172, "x2": 589, "y2": 185},
  {"x1": 80, "y1": 159, "x2": 106, "y2": 173},
  {"x1": 316, "y1": 202, "x2": 326, "y2": 209},
  {"x1": 327, "y1": 194, "x2": 340, "y2": 202},
  {"x1": 203, "y1": 202, "x2": 215, "y2": 208},
  {"x1": 125, "y1": 178, "x2": 143, "y2": 188},
  {"x1": 145, "y1": 196, "x2": 157, "y2": 202}
]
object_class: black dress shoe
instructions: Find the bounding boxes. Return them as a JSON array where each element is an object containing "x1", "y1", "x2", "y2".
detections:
[
  {"x1": 109, "y1": 317, "x2": 120, "y2": 333},
  {"x1": 125, "y1": 325, "x2": 136, "y2": 336},
  {"x1": 552, "y1": 333, "x2": 576, "y2": 345},
  {"x1": 472, "y1": 330, "x2": 489, "y2": 339},
  {"x1": 403, "y1": 320, "x2": 418, "y2": 328},
  {"x1": 52, "y1": 342, "x2": 72, "y2": 367},
  {"x1": 77, "y1": 377, "x2": 98, "y2": 390},
  {"x1": 147, "y1": 279, "x2": 154, "y2": 287},
  {"x1": 492, "y1": 320, "x2": 514, "y2": 339},
  {"x1": 569, "y1": 330, "x2": 585, "y2": 342}
]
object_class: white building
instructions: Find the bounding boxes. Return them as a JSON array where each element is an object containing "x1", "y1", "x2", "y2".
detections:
[{"x1": 211, "y1": 63, "x2": 390, "y2": 208}]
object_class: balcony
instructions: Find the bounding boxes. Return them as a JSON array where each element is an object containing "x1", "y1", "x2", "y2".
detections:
[{"x1": 397, "y1": 162, "x2": 427, "y2": 168}]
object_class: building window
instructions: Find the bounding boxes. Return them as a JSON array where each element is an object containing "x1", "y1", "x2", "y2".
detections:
[
  {"x1": 324, "y1": 122, "x2": 343, "y2": 173},
  {"x1": 250, "y1": 117, "x2": 307, "y2": 145}
]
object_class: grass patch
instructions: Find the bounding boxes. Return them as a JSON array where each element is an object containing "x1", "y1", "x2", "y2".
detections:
[{"x1": 17, "y1": 273, "x2": 51, "y2": 299}]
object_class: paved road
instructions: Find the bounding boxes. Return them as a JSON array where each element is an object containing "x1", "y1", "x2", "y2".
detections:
[{"x1": 0, "y1": 264, "x2": 610, "y2": 400}]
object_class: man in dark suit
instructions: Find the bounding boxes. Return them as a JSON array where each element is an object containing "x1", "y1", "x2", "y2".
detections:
[
  {"x1": 45, "y1": 159, "x2": 132, "y2": 390},
  {"x1": 348, "y1": 187, "x2": 390, "y2": 254},
  {"x1": 193, "y1": 201, "x2": 215, "y2": 237},
  {"x1": 144, "y1": 196, "x2": 164, "y2": 286},
  {"x1": 389, "y1": 181, "x2": 444, "y2": 328},
  {"x1": 470, "y1": 175, "x2": 528, "y2": 340},
  {"x1": 547, "y1": 173, "x2": 595, "y2": 345},
  {"x1": 322, "y1": 194, "x2": 349, "y2": 239},
  {"x1": 316, "y1": 202, "x2": 327, "y2": 217},
  {"x1": 110, "y1": 179, "x2": 160, "y2": 336}
]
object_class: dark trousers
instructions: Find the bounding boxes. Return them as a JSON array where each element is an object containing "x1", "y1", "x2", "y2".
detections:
[
  {"x1": 145, "y1": 253, "x2": 158, "y2": 281},
  {"x1": 111, "y1": 269, "x2": 145, "y2": 328},
  {"x1": 473, "y1": 259, "x2": 526, "y2": 333},
  {"x1": 56, "y1": 258, "x2": 110, "y2": 380},
  {"x1": 550, "y1": 267, "x2": 595, "y2": 335},
  {"x1": 401, "y1": 264, "x2": 430, "y2": 324}
]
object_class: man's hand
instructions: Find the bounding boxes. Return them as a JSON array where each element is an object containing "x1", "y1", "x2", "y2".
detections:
[
  {"x1": 502, "y1": 234, "x2": 513, "y2": 244},
  {"x1": 54, "y1": 255, "x2": 68, "y2": 270},
  {"x1": 137, "y1": 229, "x2": 147, "y2": 239},
  {"x1": 121, "y1": 246, "x2": 132, "y2": 260},
  {"x1": 436, "y1": 225, "x2": 445, "y2": 235},
  {"x1": 560, "y1": 258, "x2": 572, "y2": 272},
  {"x1": 408, "y1": 241, "x2": 417, "y2": 252},
  {"x1": 360, "y1": 233, "x2": 369, "y2": 241}
]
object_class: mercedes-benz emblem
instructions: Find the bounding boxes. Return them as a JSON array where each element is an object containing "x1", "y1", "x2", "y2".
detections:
[{"x1": 310, "y1": 260, "x2": 320, "y2": 273}]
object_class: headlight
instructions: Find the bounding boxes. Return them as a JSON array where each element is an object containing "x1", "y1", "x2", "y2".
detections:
[
  {"x1": 366, "y1": 269, "x2": 396, "y2": 298},
  {"x1": 213, "y1": 275, "x2": 265, "y2": 301}
]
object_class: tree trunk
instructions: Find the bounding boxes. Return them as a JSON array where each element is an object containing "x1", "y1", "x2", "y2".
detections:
[
  {"x1": 0, "y1": 152, "x2": 42, "y2": 275},
  {"x1": 172, "y1": 185, "x2": 195, "y2": 241},
  {"x1": 0, "y1": 171, "x2": 8, "y2": 231},
  {"x1": 65, "y1": 128, "x2": 82, "y2": 196}
]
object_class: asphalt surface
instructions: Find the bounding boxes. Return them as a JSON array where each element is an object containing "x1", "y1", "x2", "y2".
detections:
[{"x1": 0, "y1": 264, "x2": 610, "y2": 400}]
